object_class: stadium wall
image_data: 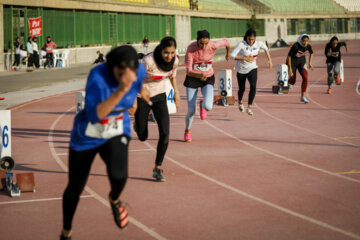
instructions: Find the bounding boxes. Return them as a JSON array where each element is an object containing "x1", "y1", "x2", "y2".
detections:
[{"x1": 1, "y1": 0, "x2": 360, "y2": 72}]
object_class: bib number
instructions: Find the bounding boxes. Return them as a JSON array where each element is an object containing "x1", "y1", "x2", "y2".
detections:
[
  {"x1": 85, "y1": 114, "x2": 124, "y2": 139},
  {"x1": 194, "y1": 63, "x2": 212, "y2": 72}
]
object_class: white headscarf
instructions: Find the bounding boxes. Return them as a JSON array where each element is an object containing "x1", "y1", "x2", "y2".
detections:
[{"x1": 297, "y1": 34, "x2": 309, "y2": 47}]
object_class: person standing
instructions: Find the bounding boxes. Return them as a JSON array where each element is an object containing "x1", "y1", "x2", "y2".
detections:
[
  {"x1": 60, "y1": 46, "x2": 150, "y2": 240},
  {"x1": 13, "y1": 37, "x2": 21, "y2": 70},
  {"x1": 287, "y1": 34, "x2": 314, "y2": 103},
  {"x1": 324, "y1": 36, "x2": 348, "y2": 94},
  {"x1": 32, "y1": 37, "x2": 40, "y2": 69},
  {"x1": 230, "y1": 28, "x2": 272, "y2": 116},
  {"x1": 183, "y1": 30, "x2": 230, "y2": 142},
  {"x1": 26, "y1": 37, "x2": 34, "y2": 71},
  {"x1": 143, "y1": 36, "x2": 149, "y2": 54},
  {"x1": 43, "y1": 36, "x2": 57, "y2": 68},
  {"x1": 134, "y1": 37, "x2": 180, "y2": 182}
]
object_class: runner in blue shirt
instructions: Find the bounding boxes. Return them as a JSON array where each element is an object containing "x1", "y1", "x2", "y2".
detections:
[{"x1": 60, "y1": 46, "x2": 151, "y2": 240}]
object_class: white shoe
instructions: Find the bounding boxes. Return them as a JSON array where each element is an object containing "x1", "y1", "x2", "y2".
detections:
[
  {"x1": 238, "y1": 103, "x2": 245, "y2": 112},
  {"x1": 247, "y1": 108, "x2": 253, "y2": 116}
]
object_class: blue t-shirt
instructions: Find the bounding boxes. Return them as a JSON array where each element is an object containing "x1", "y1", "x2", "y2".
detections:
[{"x1": 70, "y1": 62, "x2": 146, "y2": 151}]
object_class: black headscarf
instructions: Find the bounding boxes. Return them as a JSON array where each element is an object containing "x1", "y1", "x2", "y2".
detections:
[
  {"x1": 153, "y1": 36, "x2": 176, "y2": 72},
  {"x1": 197, "y1": 30, "x2": 210, "y2": 40}
]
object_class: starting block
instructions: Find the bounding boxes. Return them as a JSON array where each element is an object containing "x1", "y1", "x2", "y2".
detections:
[
  {"x1": 214, "y1": 95, "x2": 235, "y2": 105},
  {"x1": 340, "y1": 59, "x2": 344, "y2": 84},
  {"x1": 1, "y1": 110, "x2": 35, "y2": 197},
  {"x1": 16, "y1": 173, "x2": 35, "y2": 192},
  {"x1": 273, "y1": 64, "x2": 289, "y2": 94},
  {"x1": 218, "y1": 69, "x2": 233, "y2": 96},
  {"x1": 276, "y1": 64, "x2": 289, "y2": 87},
  {"x1": 76, "y1": 91, "x2": 85, "y2": 113},
  {"x1": 215, "y1": 69, "x2": 235, "y2": 105}
]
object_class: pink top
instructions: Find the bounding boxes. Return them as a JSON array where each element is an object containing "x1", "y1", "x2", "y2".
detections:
[
  {"x1": 185, "y1": 39, "x2": 229, "y2": 77},
  {"x1": 43, "y1": 41, "x2": 57, "y2": 53},
  {"x1": 142, "y1": 53, "x2": 179, "y2": 98}
]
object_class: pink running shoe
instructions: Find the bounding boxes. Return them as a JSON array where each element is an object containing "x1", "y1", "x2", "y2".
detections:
[
  {"x1": 184, "y1": 131, "x2": 192, "y2": 143},
  {"x1": 199, "y1": 100, "x2": 207, "y2": 120}
]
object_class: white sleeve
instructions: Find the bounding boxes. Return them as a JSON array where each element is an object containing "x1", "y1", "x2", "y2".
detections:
[
  {"x1": 260, "y1": 41, "x2": 268, "y2": 51},
  {"x1": 230, "y1": 42, "x2": 243, "y2": 60}
]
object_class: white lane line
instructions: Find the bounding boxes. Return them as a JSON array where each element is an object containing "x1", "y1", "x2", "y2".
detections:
[
  {"x1": 255, "y1": 103, "x2": 358, "y2": 148},
  {"x1": 57, "y1": 149, "x2": 153, "y2": 155},
  {"x1": 356, "y1": 80, "x2": 360, "y2": 95},
  {"x1": 204, "y1": 120, "x2": 360, "y2": 184},
  {"x1": 48, "y1": 107, "x2": 167, "y2": 240},
  {"x1": 0, "y1": 195, "x2": 93, "y2": 205},
  {"x1": 140, "y1": 140, "x2": 360, "y2": 240},
  {"x1": 255, "y1": 74, "x2": 359, "y2": 148},
  {"x1": 256, "y1": 94, "x2": 297, "y2": 97},
  {"x1": 129, "y1": 149, "x2": 153, "y2": 152},
  {"x1": 306, "y1": 75, "x2": 360, "y2": 122}
]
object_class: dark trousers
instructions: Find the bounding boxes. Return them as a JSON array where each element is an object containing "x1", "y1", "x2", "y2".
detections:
[
  {"x1": 62, "y1": 135, "x2": 130, "y2": 230},
  {"x1": 13, "y1": 54, "x2": 20, "y2": 67},
  {"x1": 134, "y1": 93, "x2": 169, "y2": 166},
  {"x1": 44, "y1": 52, "x2": 54, "y2": 67},
  {"x1": 288, "y1": 58, "x2": 308, "y2": 92},
  {"x1": 27, "y1": 53, "x2": 34, "y2": 67},
  {"x1": 33, "y1": 51, "x2": 40, "y2": 68},
  {"x1": 237, "y1": 69, "x2": 258, "y2": 105}
]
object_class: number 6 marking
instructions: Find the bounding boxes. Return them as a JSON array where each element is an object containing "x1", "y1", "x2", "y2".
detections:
[{"x1": 2, "y1": 125, "x2": 9, "y2": 148}]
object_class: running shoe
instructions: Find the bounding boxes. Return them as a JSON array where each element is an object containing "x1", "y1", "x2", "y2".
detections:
[
  {"x1": 109, "y1": 195, "x2": 129, "y2": 229},
  {"x1": 238, "y1": 103, "x2": 245, "y2": 112},
  {"x1": 247, "y1": 108, "x2": 253, "y2": 116},
  {"x1": 152, "y1": 168, "x2": 166, "y2": 182},
  {"x1": 60, "y1": 234, "x2": 71, "y2": 240},
  {"x1": 327, "y1": 88, "x2": 332, "y2": 94},
  {"x1": 199, "y1": 100, "x2": 207, "y2": 120},
  {"x1": 300, "y1": 96, "x2": 309, "y2": 104},
  {"x1": 184, "y1": 131, "x2": 192, "y2": 143}
]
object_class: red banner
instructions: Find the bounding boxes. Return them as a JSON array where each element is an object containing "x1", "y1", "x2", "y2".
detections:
[{"x1": 28, "y1": 17, "x2": 42, "y2": 37}]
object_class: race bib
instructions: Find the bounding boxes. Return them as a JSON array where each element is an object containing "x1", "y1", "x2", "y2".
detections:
[
  {"x1": 85, "y1": 114, "x2": 124, "y2": 139},
  {"x1": 46, "y1": 47, "x2": 52, "y2": 51},
  {"x1": 193, "y1": 61, "x2": 212, "y2": 72},
  {"x1": 331, "y1": 52, "x2": 339, "y2": 57}
]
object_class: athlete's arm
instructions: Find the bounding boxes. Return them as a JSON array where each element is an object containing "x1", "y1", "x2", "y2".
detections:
[
  {"x1": 288, "y1": 56, "x2": 293, "y2": 76},
  {"x1": 264, "y1": 49, "x2": 272, "y2": 69},
  {"x1": 96, "y1": 68, "x2": 136, "y2": 120},
  {"x1": 225, "y1": 44, "x2": 231, "y2": 61},
  {"x1": 309, "y1": 53, "x2": 314, "y2": 71}
]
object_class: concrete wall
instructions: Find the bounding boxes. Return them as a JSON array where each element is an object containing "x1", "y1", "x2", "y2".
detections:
[
  {"x1": 265, "y1": 18, "x2": 287, "y2": 43},
  {"x1": 175, "y1": 15, "x2": 191, "y2": 50},
  {"x1": 284, "y1": 33, "x2": 360, "y2": 44},
  {"x1": 0, "y1": 5, "x2": 4, "y2": 72}
]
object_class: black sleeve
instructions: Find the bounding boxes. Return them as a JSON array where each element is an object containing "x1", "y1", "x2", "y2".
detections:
[
  {"x1": 308, "y1": 45, "x2": 313, "y2": 55},
  {"x1": 288, "y1": 44, "x2": 298, "y2": 57},
  {"x1": 339, "y1": 42, "x2": 347, "y2": 47}
]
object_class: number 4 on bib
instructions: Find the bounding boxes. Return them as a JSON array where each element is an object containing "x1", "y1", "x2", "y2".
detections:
[{"x1": 165, "y1": 79, "x2": 177, "y2": 114}]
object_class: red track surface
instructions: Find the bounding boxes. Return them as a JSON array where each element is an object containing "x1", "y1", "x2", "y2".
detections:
[{"x1": 1, "y1": 41, "x2": 360, "y2": 240}]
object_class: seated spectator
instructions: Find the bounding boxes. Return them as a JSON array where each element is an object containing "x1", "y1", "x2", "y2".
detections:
[{"x1": 94, "y1": 50, "x2": 105, "y2": 64}]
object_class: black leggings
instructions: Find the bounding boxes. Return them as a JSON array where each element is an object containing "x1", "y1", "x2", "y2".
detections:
[
  {"x1": 237, "y1": 69, "x2": 258, "y2": 105},
  {"x1": 13, "y1": 54, "x2": 20, "y2": 67},
  {"x1": 134, "y1": 93, "x2": 169, "y2": 166},
  {"x1": 62, "y1": 135, "x2": 130, "y2": 230}
]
